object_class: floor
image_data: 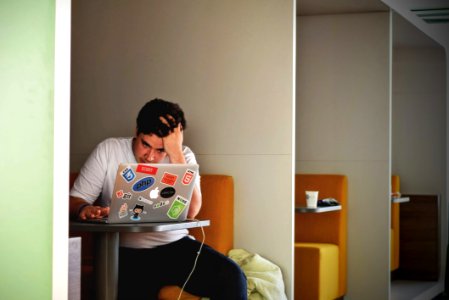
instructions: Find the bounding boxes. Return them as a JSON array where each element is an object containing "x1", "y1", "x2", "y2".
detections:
[{"x1": 391, "y1": 280, "x2": 446, "y2": 300}]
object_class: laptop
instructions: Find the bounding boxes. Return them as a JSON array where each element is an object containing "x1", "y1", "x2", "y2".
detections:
[{"x1": 92, "y1": 163, "x2": 199, "y2": 223}]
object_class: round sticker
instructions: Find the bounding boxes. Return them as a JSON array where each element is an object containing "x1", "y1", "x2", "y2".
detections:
[
  {"x1": 132, "y1": 176, "x2": 155, "y2": 192},
  {"x1": 160, "y1": 187, "x2": 176, "y2": 198}
]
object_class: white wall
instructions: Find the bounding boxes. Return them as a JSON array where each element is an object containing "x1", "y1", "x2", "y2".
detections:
[
  {"x1": 70, "y1": 0, "x2": 295, "y2": 297},
  {"x1": 296, "y1": 12, "x2": 391, "y2": 299}
]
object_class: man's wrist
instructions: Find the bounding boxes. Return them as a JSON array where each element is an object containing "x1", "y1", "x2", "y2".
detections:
[
  {"x1": 168, "y1": 151, "x2": 186, "y2": 164},
  {"x1": 77, "y1": 203, "x2": 90, "y2": 218}
]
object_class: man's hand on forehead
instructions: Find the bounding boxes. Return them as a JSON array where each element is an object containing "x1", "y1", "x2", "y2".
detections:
[
  {"x1": 158, "y1": 114, "x2": 185, "y2": 163},
  {"x1": 159, "y1": 114, "x2": 182, "y2": 131}
]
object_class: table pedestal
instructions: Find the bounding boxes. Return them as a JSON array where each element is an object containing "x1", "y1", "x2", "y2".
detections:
[{"x1": 95, "y1": 232, "x2": 119, "y2": 300}]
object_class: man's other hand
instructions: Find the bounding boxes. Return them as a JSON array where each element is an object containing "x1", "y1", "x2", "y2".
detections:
[{"x1": 79, "y1": 205, "x2": 110, "y2": 220}]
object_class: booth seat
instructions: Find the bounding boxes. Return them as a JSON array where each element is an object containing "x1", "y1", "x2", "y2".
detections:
[
  {"x1": 295, "y1": 174, "x2": 347, "y2": 300},
  {"x1": 391, "y1": 175, "x2": 400, "y2": 271},
  {"x1": 69, "y1": 173, "x2": 234, "y2": 300}
]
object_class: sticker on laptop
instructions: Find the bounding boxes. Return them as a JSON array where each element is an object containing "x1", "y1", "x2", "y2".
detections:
[
  {"x1": 136, "y1": 164, "x2": 158, "y2": 175},
  {"x1": 153, "y1": 200, "x2": 169, "y2": 209},
  {"x1": 122, "y1": 192, "x2": 132, "y2": 200},
  {"x1": 161, "y1": 172, "x2": 178, "y2": 186},
  {"x1": 130, "y1": 204, "x2": 146, "y2": 221},
  {"x1": 132, "y1": 176, "x2": 155, "y2": 192},
  {"x1": 116, "y1": 190, "x2": 132, "y2": 200},
  {"x1": 138, "y1": 196, "x2": 153, "y2": 205},
  {"x1": 167, "y1": 196, "x2": 189, "y2": 219},
  {"x1": 116, "y1": 190, "x2": 124, "y2": 198},
  {"x1": 182, "y1": 169, "x2": 196, "y2": 185},
  {"x1": 118, "y1": 203, "x2": 128, "y2": 218},
  {"x1": 121, "y1": 166, "x2": 136, "y2": 183},
  {"x1": 160, "y1": 187, "x2": 176, "y2": 198}
]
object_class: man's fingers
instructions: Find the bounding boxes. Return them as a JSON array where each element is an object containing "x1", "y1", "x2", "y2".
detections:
[
  {"x1": 81, "y1": 206, "x2": 109, "y2": 219},
  {"x1": 159, "y1": 115, "x2": 177, "y2": 130}
]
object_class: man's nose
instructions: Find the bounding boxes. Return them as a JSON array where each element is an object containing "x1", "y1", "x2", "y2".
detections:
[{"x1": 146, "y1": 148, "x2": 156, "y2": 160}]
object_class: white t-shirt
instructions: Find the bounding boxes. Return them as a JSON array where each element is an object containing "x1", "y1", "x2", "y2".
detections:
[{"x1": 70, "y1": 137, "x2": 200, "y2": 248}]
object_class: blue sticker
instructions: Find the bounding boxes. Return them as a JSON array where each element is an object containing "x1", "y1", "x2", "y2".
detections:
[
  {"x1": 121, "y1": 167, "x2": 136, "y2": 183},
  {"x1": 132, "y1": 176, "x2": 155, "y2": 192}
]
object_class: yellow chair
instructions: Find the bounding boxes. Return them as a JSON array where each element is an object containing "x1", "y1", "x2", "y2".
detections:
[{"x1": 295, "y1": 174, "x2": 348, "y2": 300}]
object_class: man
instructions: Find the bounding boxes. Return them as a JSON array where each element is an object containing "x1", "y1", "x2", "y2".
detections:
[{"x1": 69, "y1": 98, "x2": 247, "y2": 299}]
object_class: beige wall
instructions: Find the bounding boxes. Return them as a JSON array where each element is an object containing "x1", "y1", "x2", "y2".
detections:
[
  {"x1": 71, "y1": 0, "x2": 295, "y2": 297},
  {"x1": 392, "y1": 47, "x2": 446, "y2": 195},
  {"x1": 392, "y1": 45, "x2": 447, "y2": 295},
  {"x1": 296, "y1": 12, "x2": 391, "y2": 299}
]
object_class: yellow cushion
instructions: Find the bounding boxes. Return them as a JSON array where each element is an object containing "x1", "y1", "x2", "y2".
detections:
[{"x1": 295, "y1": 243, "x2": 339, "y2": 300}]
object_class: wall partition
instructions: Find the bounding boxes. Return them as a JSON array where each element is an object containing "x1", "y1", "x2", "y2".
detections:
[
  {"x1": 391, "y1": 11, "x2": 447, "y2": 299},
  {"x1": 296, "y1": 12, "x2": 391, "y2": 299}
]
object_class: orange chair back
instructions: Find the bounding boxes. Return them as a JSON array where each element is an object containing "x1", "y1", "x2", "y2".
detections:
[
  {"x1": 391, "y1": 175, "x2": 401, "y2": 270},
  {"x1": 295, "y1": 174, "x2": 347, "y2": 296},
  {"x1": 189, "y1": 175, "x2": 234, "y2": 255}
]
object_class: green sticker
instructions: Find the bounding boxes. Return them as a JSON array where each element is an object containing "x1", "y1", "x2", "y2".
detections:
[{"x1": 167, "y1": 196, "x2": 188, "y2": 219}]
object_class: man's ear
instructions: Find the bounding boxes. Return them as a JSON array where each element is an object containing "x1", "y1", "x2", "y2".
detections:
[{"x1": 135, "y1": 127, "x2": 139, "y2": 137}]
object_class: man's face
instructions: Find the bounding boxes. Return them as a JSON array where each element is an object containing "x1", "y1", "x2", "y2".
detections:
[{"x1": 133, "y1": 133, "x2": 167, "y2": 163}]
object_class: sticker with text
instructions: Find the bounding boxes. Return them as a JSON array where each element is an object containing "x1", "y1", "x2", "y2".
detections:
[
  {"x1": 182, "y1": 169, "x2": 196, "y2": 185},
  {"x1": 132, "y1": 177, "x2": 155, "y2": 192},
  {"x1": 138, "y1": 196, "x2": 153, "y2": 205},
  {"x1": 136, "y1": 164, "x2": 158, "y2": 175},
  {"x1": 121, "y1": 166, "x2": 136, "y2": 183},
  {"x1": 161, "y1": 172, "x2": 178, "y2": 186},
  {"x1": 167, "y1": 196, "x2": 188, "y2": 219},
  {"x1": 118, "y1": 203, "x2": 128, "y2": 218},
  {"x1": 116, "y1": 190, "x2": 132, "y2": 200},
  {"x1": 160, "y1": 187, "x2": 176, "y2": 198},
  {"x1": 153, "y1": 200, "x2": 170, "y2": 209}
]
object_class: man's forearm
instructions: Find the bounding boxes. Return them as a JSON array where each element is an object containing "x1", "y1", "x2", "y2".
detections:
[
  {"x1": 187, "y1": 185, "x2": 202, "y2": 219},
  {"x1": 168, "y1": 150, "x2": 186, "y2": 164}
]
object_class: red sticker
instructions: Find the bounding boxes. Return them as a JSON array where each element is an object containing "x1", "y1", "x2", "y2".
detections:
[
  {"x1": 136, "y1": 164, "x2": 158, "y2": 175},
  {"x1": 182, "y1": 169, "x2": 195, "y2": 185},
  {"x1": 161, "y1": 172, "x2": 178, "y2": 186},
  {"x1": 116, "y1": 190, "x2": 124, "y2": 198}
]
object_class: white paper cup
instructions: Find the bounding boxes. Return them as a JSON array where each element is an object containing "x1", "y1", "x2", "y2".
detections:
[{"x1": 306, "y1": 191, "x2": 319, "y2": 208}]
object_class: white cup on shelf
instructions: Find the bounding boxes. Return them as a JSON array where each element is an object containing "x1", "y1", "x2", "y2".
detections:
[{"x1": 305, "y1": 191, "x2": 319, "y2": 208}]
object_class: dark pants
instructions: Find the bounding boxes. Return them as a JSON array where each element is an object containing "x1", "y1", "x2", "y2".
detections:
[{"x1": 118, "y1": 237, "x2": 247, "y2": 300}]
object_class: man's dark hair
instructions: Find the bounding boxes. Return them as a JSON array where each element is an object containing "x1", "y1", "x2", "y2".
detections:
[{"x1": 136, "y1": 98, "x2": 187, "y2": 137}]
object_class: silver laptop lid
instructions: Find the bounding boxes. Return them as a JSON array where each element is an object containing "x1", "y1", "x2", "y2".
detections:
[{"x1": 108, "y1": 163, "x2": 199, "y2": 223}]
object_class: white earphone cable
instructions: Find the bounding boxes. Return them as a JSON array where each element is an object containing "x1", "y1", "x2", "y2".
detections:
[{"x1": 177, "y1": 219, "x2": 205, "y2": 300}]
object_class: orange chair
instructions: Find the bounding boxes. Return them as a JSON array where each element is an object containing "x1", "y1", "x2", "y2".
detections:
[
  {"x1": 70, "y1": 173, "x2": 235, "y2": 300},
  {"x1": 391, "y1": 175, "x2": 400, "y2": 271},
  {"x1": 295, "y1": 174, "x2": 348, "y2": 300}
]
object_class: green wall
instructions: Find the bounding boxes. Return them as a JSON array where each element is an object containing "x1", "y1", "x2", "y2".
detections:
[{"x1": 0, "y1": 0, "x2": 55, "y2": 299}]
